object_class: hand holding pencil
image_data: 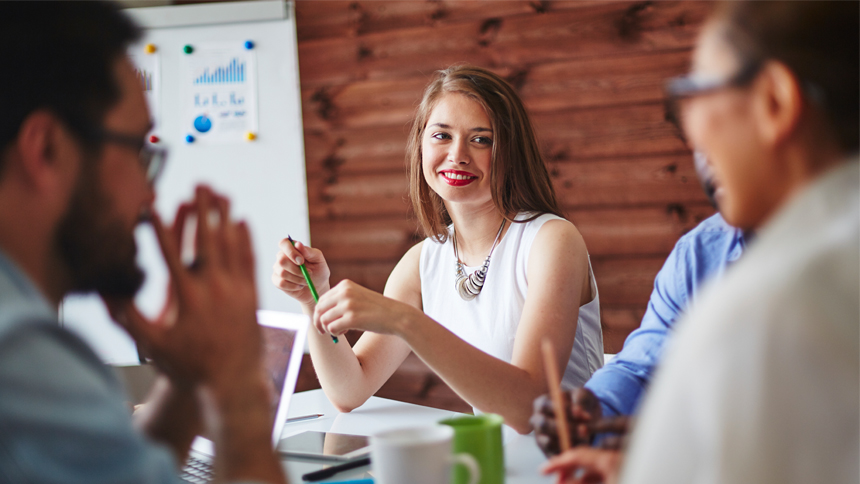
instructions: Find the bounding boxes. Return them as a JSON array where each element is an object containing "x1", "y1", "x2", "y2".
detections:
[{"x1": 272, "y1": 235, "x2": 338, "y2": 343}]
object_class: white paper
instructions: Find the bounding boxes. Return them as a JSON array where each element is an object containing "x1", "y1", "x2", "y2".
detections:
[
  {"x1": 128, "y1": 50, "x2": 161, "y2": 133},
  {"x1": 181, "y1": 42, "x2": 258, "y2": 143}
]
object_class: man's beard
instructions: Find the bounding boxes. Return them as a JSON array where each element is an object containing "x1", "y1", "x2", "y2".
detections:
[{"x1": 54, "y1": 157, "x2": 145, "y2": 298}]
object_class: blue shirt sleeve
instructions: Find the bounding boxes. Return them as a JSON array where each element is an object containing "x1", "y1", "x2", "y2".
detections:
[
  {"x1": 0, "y1": 322, "x2": 184, "y2": 484},
  {"x1": 585, "y1": 239, "x2": 692, "y2": 417}
]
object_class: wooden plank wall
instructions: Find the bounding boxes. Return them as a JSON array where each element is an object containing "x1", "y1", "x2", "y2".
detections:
[{"x1": 294, "y1": 0, "x2": 716, "y2": 411}]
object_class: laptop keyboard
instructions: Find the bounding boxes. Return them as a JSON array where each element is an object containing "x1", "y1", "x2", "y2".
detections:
[{"x1": 180, "y1": 454, "x2": 215, "y2": 483}]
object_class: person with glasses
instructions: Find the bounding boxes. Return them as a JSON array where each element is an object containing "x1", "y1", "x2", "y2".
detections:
[
  {"x1": 531, "y1": 148, "x2": 749, "y2": 456},
  {"x1": 0, "y1": 3, "x2": 287, "y2": 483},
  {"x1": 540, "y1": 2, "x2": 858, "y2": 483}
]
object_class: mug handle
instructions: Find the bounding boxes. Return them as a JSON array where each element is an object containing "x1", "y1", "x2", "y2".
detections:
[{"x1": 450, "y1": 453, "x2": 481, "y2": 484}]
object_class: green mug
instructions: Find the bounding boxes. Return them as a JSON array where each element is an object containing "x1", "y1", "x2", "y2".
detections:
[{"x1": 440, "y1": 414, "x2": 505, "y2": 484}]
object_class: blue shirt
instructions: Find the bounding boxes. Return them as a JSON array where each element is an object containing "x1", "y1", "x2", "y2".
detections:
[
  {"x1": 584, "y1": 213, "x2": 747, "y2": 417},
  {"x1": 0, "y1": 249, "x2": 182, "y2": 483}
]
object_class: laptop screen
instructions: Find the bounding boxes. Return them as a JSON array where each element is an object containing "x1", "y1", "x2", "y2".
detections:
[
  {"x1": 257, "y1": 310, "x2": 308, "y2": 445},
  {"x1": 192, "y1": 310, "x2": 308, "y2": 455}
]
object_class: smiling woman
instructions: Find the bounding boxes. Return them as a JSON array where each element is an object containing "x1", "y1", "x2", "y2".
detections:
[{"x1": 273, "y1": 65, "x2": 603, "y2": 433}]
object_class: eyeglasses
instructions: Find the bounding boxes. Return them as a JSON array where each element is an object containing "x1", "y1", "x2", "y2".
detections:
[
  {"x1": 665, "y1": 61, "x2": 763, "y2": 100},
  {"x1": 86, "y1": 128, "x2": 167, "y2": 184},
  {"x1": 663, "y1": 61, "x2": 763, "y2": 138}
]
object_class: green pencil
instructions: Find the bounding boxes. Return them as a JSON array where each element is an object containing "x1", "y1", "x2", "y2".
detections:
[{"x1": 288, "y1": 235, "x2": 338, "y2": 344}]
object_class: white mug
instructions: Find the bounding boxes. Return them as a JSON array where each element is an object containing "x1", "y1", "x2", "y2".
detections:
[{"x1": 371, "y1": 425, "x2": 480, "y2": 484}]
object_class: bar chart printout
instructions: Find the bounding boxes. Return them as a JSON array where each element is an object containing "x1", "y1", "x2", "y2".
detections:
[
  {"x1": 183, "y1": 43, "x2": 258, "y2": 143},
  {"x1": 193, "y1": 57, "x2": 246, "y2": 85},
  {"x1": 128, "y1": 51, "x2": 160, "y2": 132}
]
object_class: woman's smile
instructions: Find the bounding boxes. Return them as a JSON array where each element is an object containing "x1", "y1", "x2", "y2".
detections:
[{"x1": 440, "y1": 169, "x2": 479, "y2": 186}]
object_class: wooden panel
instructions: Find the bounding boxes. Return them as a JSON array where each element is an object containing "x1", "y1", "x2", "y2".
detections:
[
  {"x1": 601, "y1": 307, "x2": 646, "y2": 354},
  {"x1": 570, "y1": 204, "x2": 715, "y2": 256},
  {"x1": 304, "y1": 126, "x2": 410, "y2": 175},
  {"x1": 490, "y1": 1, "x2": 711, "y2": 66},
  {"x1": 307, "y1": 172, "x2": 410, "y2": 220},
  {"x1": 311, "y1": 218, "x2": 419, "y2": 262},
  {"x1": 520, "y1": 49, "x2": 691, "y2": 112},
  {"x1": 300, "y1": 49, "x2": 690, "y2": 132},
  {"x1": 327, "y1": 260, "x2": 400, "y2": 292},
  {"x1": 534, "y1": 103, "x2": 686, "y2": 159},
  {"x1": 297, "y1": 2, "x2": 711, "y2": 88},
  {"x1": 591, "y1": 256, "x2": 664, "y2": 306},
  {"x1": 295, "y1": 1, "x2": 612, "y2": 43},
  {"x1": 553, "y1": 154, "x2": 709, "y2": 208}
]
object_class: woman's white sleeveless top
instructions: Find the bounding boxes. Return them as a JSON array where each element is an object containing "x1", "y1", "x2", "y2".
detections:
[{"x1": 419, "y1": 213, "x2": 604, "y2": 394}]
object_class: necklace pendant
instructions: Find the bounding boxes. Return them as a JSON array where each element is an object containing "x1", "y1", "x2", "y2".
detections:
[
  {"x1": 456, "y1": 272, "x2": 480, "y2": 300},
  {"x1": 452, "y1": 218, "x2": 506, "y2": 302}
]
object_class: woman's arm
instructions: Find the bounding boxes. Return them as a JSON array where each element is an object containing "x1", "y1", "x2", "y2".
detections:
[
  {"x1": 274, "y1": 240, "x2": 419, "y2": 412},
  {"x1": 316, "y1": 220, "x2": 591, "y2": 433}
]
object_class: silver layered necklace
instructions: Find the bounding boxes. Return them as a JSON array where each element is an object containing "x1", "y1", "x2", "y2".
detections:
[{"x1": 452, "y1": 218, "x2": 506, "y2": 301}]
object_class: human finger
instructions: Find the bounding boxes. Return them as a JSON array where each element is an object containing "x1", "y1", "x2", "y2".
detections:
[
  {"x1": 313, "y1": 288, "x2": 343, "y2": 335},
  {"x1": 214, "y1": 196, "x2": 239, "y2": 273},
  {"x1": 150, "y1": 211, "x2": 189, "y2": 290},
  {"x1": 274, "y1": 248, "x2": 304, "y2": 275},
  {"x1": 542, "y1": 448, "x2": 620, "y2": 484},
  {"x1": 171, "y1": 202, "x2": 193, "y2": 251},
  {"x1": 295, "y1": 240, "x2": 328, "y2": 267},
  {"x1": 277, "y1": 237, "x2": 306, "y2": 266},
  {"x1": 272, "y1": 261, "x2": 308, "y2": 288},
  {"x1": 105, "y1": 298, "x2": 161, "y2": 350},
  {"x1": 236, "y1": 221, "x2": 256, "y2": 283},
  {"x1": 590, "y1": 416, "x2": 630, "y2": 435},
  {"x1": 193, "y1": 185, "x2": 217, "y2": 270}
]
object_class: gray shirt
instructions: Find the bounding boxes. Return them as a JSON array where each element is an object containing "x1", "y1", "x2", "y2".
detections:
[{"x1": 0, "y1": 250, "x2": 182, "y2": 483}]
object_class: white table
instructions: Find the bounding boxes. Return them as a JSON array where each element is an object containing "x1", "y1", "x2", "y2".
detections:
[{"x1": 279, "y1": 389, "x2": 552, "y2": 483}]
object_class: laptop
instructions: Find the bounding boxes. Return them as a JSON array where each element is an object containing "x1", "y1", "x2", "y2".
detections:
[{"x1": 181, "y1": 310, "x2": 309, "y2": 483}]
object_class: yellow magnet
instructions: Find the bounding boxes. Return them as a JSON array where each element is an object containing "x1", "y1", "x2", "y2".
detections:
[
  {"x1": 144, "y1": 43, "x2": 157, "y2": 54},
  {"x1": 245, "y1": 131, "x2": 257, "y2": 141}
]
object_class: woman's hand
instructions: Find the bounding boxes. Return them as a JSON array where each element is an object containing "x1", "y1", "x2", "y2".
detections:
[
  {"x1": 272, "y1": 237, "x2": 331, "y2": 308},
  {"x1": 313, "y1": 280, "x2": 423, "y2": 337}
]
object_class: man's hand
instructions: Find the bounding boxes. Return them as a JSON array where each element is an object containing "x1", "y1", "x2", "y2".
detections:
[
  {"x1": 541, "y1": 447, "x2": 623, "y2": 484},
  {"x1": 105, "y1": 186, "x2": 286, "y2": 484},
  {"x1": 532, "y1": 387, "x2": 603, "y2": 457},
  {"x1": 108, "y1": 186, "x2": 261, "y2": 390}
]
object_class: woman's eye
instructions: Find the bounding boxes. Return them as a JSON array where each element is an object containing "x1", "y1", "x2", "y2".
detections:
[
  {"x1": 473, "y1": 136, "x2": 493, "y2": 145},
  {"x1": 431, "y1": 132, "x2": 451, "y2": 140}
]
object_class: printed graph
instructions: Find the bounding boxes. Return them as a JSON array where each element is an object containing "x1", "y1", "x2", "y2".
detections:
[
  {"x1": 135, "y1": 68, "x2": 153, "y2": 92},
  {"x1": 193, "y1": 58, "x2": 246, "y2": 85}
]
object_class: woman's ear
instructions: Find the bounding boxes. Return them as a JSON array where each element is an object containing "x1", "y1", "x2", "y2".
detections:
[{"x1": 752, "y1": 61, "x2": 805, "y2": 150}]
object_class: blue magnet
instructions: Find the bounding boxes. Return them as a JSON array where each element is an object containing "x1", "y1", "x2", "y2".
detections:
[
  {"x1": 193, "y1": 115, "x2": 212, "y2": 133},
  {"x1": 185, "y1": 134, "x2": 195, "y2": 143},
  {"x1": 244, "y1": 40, "x2": 254, "y2": 50}
]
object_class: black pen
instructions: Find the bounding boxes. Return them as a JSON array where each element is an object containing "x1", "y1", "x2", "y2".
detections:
[{"x1": 301, "y1": 457, "x2": 371, "y2": 482}]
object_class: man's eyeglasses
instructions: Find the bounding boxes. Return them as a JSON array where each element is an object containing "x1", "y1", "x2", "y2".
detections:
[
  {"x1": 665, "y1": 61, "x2": 763, "y2": 101},
  {"x1": 86, "y1": 128, "x2": 167, "y2": 184},
  {"x1": 663, "y1": 61, "x2": 763, "y2": 139}
]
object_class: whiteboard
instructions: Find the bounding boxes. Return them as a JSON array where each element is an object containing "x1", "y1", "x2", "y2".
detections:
[{"x1": 61, "y1": 1, "x2": 309, "y2": 365}]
